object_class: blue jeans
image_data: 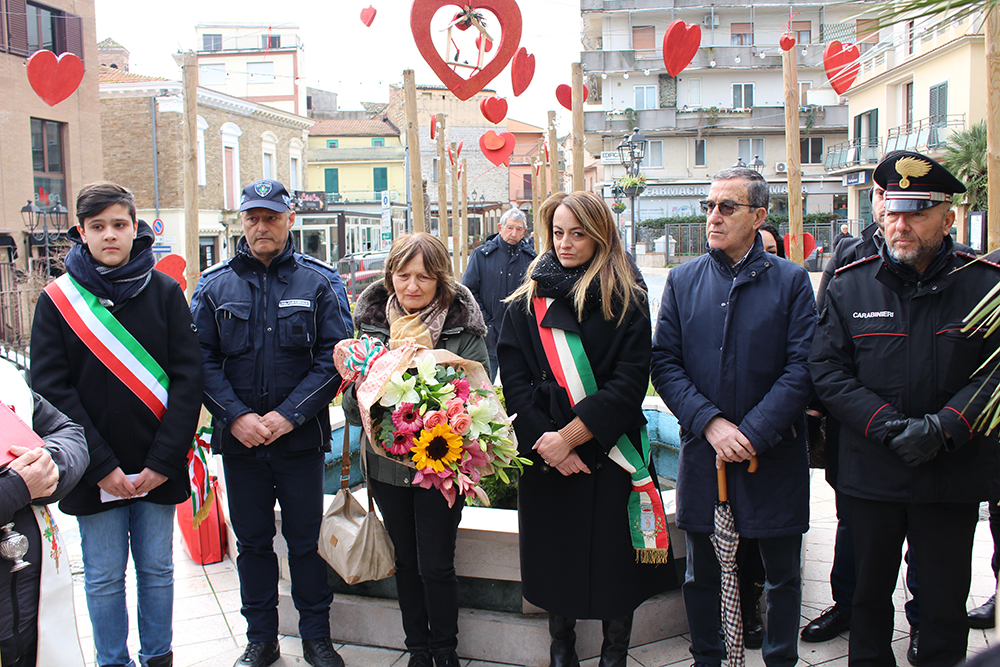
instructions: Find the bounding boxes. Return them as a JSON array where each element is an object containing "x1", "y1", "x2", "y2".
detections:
[
  {"x1": 77, "y1": 502, "x2": 175, "y2": 667},
  {"x1": 684, "y1": 531, "x2": 802, "y2": 667},
  {"x1": 223, "y1": 450, "x2": 332, "y2": 641}
]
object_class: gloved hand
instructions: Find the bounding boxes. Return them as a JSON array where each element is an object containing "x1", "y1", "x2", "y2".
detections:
[{"x1": 884, "y1": 414, "x2": 948, "y2": 467}]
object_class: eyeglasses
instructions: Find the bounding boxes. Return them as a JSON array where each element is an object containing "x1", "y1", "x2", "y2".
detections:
[{"x1": 699, "y1": 200, "x2": 758, "y2": 216}]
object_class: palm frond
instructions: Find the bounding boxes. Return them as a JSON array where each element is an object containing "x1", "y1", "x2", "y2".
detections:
[{"x1": 867, "y1": 0, "x2": 999, "y2": 31}]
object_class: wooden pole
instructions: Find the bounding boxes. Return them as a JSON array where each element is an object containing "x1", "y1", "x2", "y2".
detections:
[
  {"x1": 404, "y1": 70, "x2": 425, "y2": 233},
  {"x1": 571, "y1": 63, "x2": 585, "y2": 192},
  {"x1": 181, "y1": 52, "x2": 200, "y2": 300},
  {"x1": 450, "y1": 141, "x2": 460, "y2": 276},
  {"x1": 548, "y1": 110, "x2": 560, "y2": 194},
  {"x1": 460, "y1": 158, "x2": 468, "y2": 276},
  {"x1": 532, "y1": 161, "x2": 540, "y2": 246},
  {"x1": 436, "y1": 115, "x2": 448, "y2": 244},
  {"x1": 987, "y1": 7, "x2": 1000, "y2": 251},
  {"x1": 783, "y1": 47, "x2": 804, "y2": 266},
  {"x1": 538, "y1": 138, "x2": 548, "y2": 203}
]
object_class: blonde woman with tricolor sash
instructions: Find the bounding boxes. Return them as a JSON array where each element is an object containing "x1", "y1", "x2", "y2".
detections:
[{"x1": 498, "y1": 191, "x2": 677, "y2": 667}]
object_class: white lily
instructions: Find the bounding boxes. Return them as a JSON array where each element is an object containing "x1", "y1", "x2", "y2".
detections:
[{"x1": 380, "y1": 372, "x2": 420, "y2": 407}]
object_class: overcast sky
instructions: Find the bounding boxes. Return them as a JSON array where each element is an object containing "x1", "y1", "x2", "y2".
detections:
[{"x1": 93, "y1": 0, "x2": 582, "y2": 131}]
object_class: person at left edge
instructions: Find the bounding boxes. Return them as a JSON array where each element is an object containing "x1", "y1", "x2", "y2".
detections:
[
  {"x1": 30, "y1": 182, "x2": 204, "y2": 667},
  {"x1": 191, "y1": 179, "x2": 353, "y2": 667}
]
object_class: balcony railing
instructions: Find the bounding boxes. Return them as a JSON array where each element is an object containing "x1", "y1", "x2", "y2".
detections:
[
  {"x1": 824, "y1": 138, "x2": 882, "y2": 172},
  {"x1": 311, "y1": 190, "x2": 402, "y2": 206},
  {"x1": 883, "y1": 114, "x2": 966, "y2": 155}
]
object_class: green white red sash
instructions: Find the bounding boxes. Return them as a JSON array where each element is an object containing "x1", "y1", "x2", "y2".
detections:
[
  {"x1": 532, "y1": 297, "x2": 670, "y2": 563},
  {"x1": 188, "y1": 427, "x2": 215, "y2": 529},
  {"x1": 44, "y1": 274, "x2": 169, "y2": 419}
]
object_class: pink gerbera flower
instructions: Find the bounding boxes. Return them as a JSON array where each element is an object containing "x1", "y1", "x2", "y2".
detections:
[
  {"x1": 391, "y1": 403, "x2": 423, "y2": 434},
  {"x1": 386, "y1": 430, "x2": 415, "y2": 456},
  {"x1": 451, "y1": 377, "x2": 471, "y2": 401}
]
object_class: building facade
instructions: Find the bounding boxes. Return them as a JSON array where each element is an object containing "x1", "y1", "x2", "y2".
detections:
[
  {"x1": 99, "y1": 63, "x2": 311, "y2": 270},
  {"x1": 828, "y1": 13, "x2": 985, "y2": 247},
  {"x1": 579, "y1": 0, "x2": 875, "y2": 238},
  {"x1": 194, "y1": 23, "x2": 307, "y2": 116},
  {"x1": 0, "y1": 0, "x2": 101, "y2": 271}
]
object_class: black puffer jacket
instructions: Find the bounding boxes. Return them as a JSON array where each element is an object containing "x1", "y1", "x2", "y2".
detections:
[{"x1": 0, "y1": 389, "x2": 88, "y2": 661}]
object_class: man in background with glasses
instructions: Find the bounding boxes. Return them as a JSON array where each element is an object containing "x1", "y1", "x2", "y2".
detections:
[{"x1": 651, "y1": 167, "x2": 816, "y2": 667}]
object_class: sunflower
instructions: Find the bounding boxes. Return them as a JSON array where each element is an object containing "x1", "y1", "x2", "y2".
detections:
[{"x1": 411, "y1": 423, "x2": 464, "y2": 473}]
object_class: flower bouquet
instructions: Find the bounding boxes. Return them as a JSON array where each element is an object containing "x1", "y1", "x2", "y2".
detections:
[{"x1": 335, "y1": 336, "x2": 530, "y2": 508}]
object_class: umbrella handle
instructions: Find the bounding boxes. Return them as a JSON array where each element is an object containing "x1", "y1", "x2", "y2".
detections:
[{"x1": 717, "y1": 456, "x2": 759, "y2": 502}]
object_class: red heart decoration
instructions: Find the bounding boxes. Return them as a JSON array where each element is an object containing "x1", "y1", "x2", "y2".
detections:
[
  {"x1": 511, "y1": 47, "x2": 534, "y2": 97},
  {"x1": 779, "y1": 33, "x2": 795, "y2": 51},
  {"x1": 783, "y1": 232, "x2": 816, "y2": 259},
  {"x1": 823, "y1": 41, "x2": 860, "y2": 95},
  {"x1": 411, "y1": 0, "x2": 523, "y2": 101},
  {"x1": 360, "y1": 6, "x2": 377, "y2": 27},
  {"x1": 479, "y1": 131, "x2": 516, "y2": 166},
  {"x1": 448, "y1": 144, "x2": 454, "y2": 165},
  {"x1": 26, "y1": 50, "x2": 84, "y2": 107},
  {"x1": 155, "y1": 254, "x2": 187, "y2": 291},
  {"x1": 480, "y1": 96, "x2": 508, "y2": 124},
  {"x1": 556, "y1": 84, "x2": 589, "y2": 111},
  {"x1": 456, "y1": 141, "x2": 463, "y2": 159},
  {"x1": 430, "y1": 114, "x2": 437, "y2": 141},
  {"x1": 476, "y1": 34, "x2": 493, "y2": 53},
  {"x1": 662, "y1": 20, "x2": 701, "y2": 77}
]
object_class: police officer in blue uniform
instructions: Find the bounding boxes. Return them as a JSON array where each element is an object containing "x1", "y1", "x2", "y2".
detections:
[{"x1": 191, "y1": 180, "x2": 353, "y2": 667}]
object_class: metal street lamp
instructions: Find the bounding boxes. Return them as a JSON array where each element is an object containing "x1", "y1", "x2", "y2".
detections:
[
  {"x1": 616, "y1": 129, "x2": 647, "y2": 257},
  {"x1": 733, "y1": 156, "x2": 748, "y2": 168},
  {"x1": 750, "y1": 155, "x2": 765, "y2": 173},
  {"x1": 22, "y1": 198, "x2": 68, "y2": 275}
]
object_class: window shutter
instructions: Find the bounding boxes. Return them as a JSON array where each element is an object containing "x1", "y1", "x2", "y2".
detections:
[
  {"x1": 632, "y1": 26, "x2": 655, "y2": 51},
  {"x1": 65, "y1": 13, "x2": 82, "y2": 59},
  {"x1": 7, "y1": 0, "x2": 27, "y2": 57}
]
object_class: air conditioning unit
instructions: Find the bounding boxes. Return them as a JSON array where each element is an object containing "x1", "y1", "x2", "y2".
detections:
[
  {"x1": 775, "y1": 162, "x2": 788, "y2": 173},
  {"x1": 702, "y1": 14, "x2": 720, "y2": 28}
]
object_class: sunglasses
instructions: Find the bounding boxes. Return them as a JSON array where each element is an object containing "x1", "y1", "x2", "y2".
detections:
[{"x1": 699, "y1": 200, "x2": 758, "y2": 216}]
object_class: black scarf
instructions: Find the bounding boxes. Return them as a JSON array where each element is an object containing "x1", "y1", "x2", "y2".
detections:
[
  {"x1": 64, "y1": 220, "x2": 156, "y2": 308},
  {"x1": 531, "y1": 250, "x2": 599, "y2": 307}
]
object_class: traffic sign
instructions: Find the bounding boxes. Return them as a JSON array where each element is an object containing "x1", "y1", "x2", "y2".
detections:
[
  {"x1": 152, "y1": 218, "x2": 164, "y2": 235},
  {"x1": 151, "y1": 245, "x2": 171, "y2": 253},
  {"x1": 381, "y1": 191, "x2": 391, "y2": 210}
]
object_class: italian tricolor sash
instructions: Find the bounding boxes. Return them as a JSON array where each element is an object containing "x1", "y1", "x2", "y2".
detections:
[
  {"x1": 44, "y1": 274, "x2": 169, "y2": 419},
  {"x1": 532, "y1": 297, "x2": 670, "y2": 563}
]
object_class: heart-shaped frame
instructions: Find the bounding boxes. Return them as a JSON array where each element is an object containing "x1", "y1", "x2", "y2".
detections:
[{"x1": 411, "y1": 0, "x2": 522, "y2": 101}]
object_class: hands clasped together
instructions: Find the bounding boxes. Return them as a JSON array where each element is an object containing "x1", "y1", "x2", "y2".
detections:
[{"x1": 232, "y1": 411, "x2": 294, "y2": 448}]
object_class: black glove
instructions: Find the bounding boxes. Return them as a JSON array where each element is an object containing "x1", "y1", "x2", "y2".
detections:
[{"x1": 884, "y1": 414, "x2": 948, "y2": 467}]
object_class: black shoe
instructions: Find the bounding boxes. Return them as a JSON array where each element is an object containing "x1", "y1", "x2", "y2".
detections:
[
  {"x1": 742, "y1": 581, "x2": 765, "y2": 650},
  {"x1": 801, "y1": 605, "x2": 851, "y2": 643},
  {"x1": 407, "y1": 651, "x2": 433, "y2": 667},
  {"x1": 744, "y1": 621, "x2": 765, "y2": 650},
  {"x1": 970, "y1": 594, "x2": 997, "y2": 629},
  {"x1": 549, "y1": 615, "x2": 581, "y2": 667},
  {"x1": 431, "y1": 648, "x2": 461, "y2": 667},
  {"x1": 303, "y1": 638, "x2": 345, "y2": 667},
  {"x1": 234, "y1": 641, "x2": 279, "y2": 667},
  {"x1": 907, "y1": 627, "x2": 918, "y2": 667}
]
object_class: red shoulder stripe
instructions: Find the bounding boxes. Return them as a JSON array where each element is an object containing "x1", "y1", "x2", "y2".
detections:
[{"x1": 834, "y1": 253, "x2": 880, "y2": 276}]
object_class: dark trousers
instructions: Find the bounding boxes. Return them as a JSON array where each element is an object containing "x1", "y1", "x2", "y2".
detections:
[
  {"x1": 684, "y1": 531, "x2": 802, "y2": 667},
  {"x1": 0, "y1": 635, "x2": 36, "y2": 667},
  {"x1": 369, "y1": 477, "x2": 465, "y2": 652},
  {"x1": 847, "y1": 495, "x2": 978, "y2": 667},
  {"x1": 223, "y1": 450, "x2": 333, "y2": 642},
  {"x1": 831, "y1": 488, "x2": 857, "y2": 609},
  {"x1": 991, "y1": 499, "x2": 1000, "y2": 579}
]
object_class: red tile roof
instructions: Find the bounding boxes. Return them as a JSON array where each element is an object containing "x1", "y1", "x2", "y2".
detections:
[
  {"x1": 98, "y1": 65, "x2": 169, "y2": 84},
  {"x1": 309, "y1": 118, "x2": 400, "y2": 137}
]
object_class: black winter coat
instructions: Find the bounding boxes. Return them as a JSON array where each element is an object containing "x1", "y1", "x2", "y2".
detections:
[
  {"x1": 498, "y1": 281, "x2": 675, "y2": 620},
  {"x1": 191, "y1": 238, "x2": 353, "y2": 456},
  {"x1": 0, "y1": 389, "x2": 87, "y2": 659},
  {"x1": 810, "y1": 238, "x2": 1000, "y2": 503},
  {"x1": 651, "y1": 237, "x2": 816, "y2": 537},
  {"x1": 32, "y1": 269, "x2": 203, "y2": 516},
  {"x1": 461, "y1": 235, "x2": 535, "y2": 355}
]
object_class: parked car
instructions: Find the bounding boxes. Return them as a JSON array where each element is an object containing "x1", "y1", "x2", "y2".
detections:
[{"x1": 338, "y1": 251, "x2": 388, "y2": 303}]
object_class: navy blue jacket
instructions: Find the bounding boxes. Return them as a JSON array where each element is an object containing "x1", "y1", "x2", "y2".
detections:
[
  {"x1": 461, "y1": 234, "x2": 536, "y2": 353},
  {"x1": 650, "y1": 235, "x2": 817, "y2": 537},
  {"x1": 191, "y1": 238, "x2": 353, "y2": 456}
]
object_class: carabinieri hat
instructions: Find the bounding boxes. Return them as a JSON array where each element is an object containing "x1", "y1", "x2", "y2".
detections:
[
  {"x1": 239, "y1": 179, "x2": 293, "y2": 213},
  {"x1": 873, "y1": 151, "x2": 965, "y2": 213}
]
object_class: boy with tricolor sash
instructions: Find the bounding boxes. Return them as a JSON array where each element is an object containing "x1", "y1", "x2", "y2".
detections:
[{"x1": 30, "y1": 182, "x2": 203, "y2": 667}]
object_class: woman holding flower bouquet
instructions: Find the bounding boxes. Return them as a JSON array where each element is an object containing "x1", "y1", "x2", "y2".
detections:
[
  {"x1": 499, "y1": 191, "x2": 676, "y2": 667},
  {"x1": 342, "y1": 233, "x2": 489, "y2": 667}
]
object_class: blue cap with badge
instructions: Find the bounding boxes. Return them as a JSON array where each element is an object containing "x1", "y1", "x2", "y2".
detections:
[{"x1": 239, "y1": 179, "x2": 293, "y2": 213}]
